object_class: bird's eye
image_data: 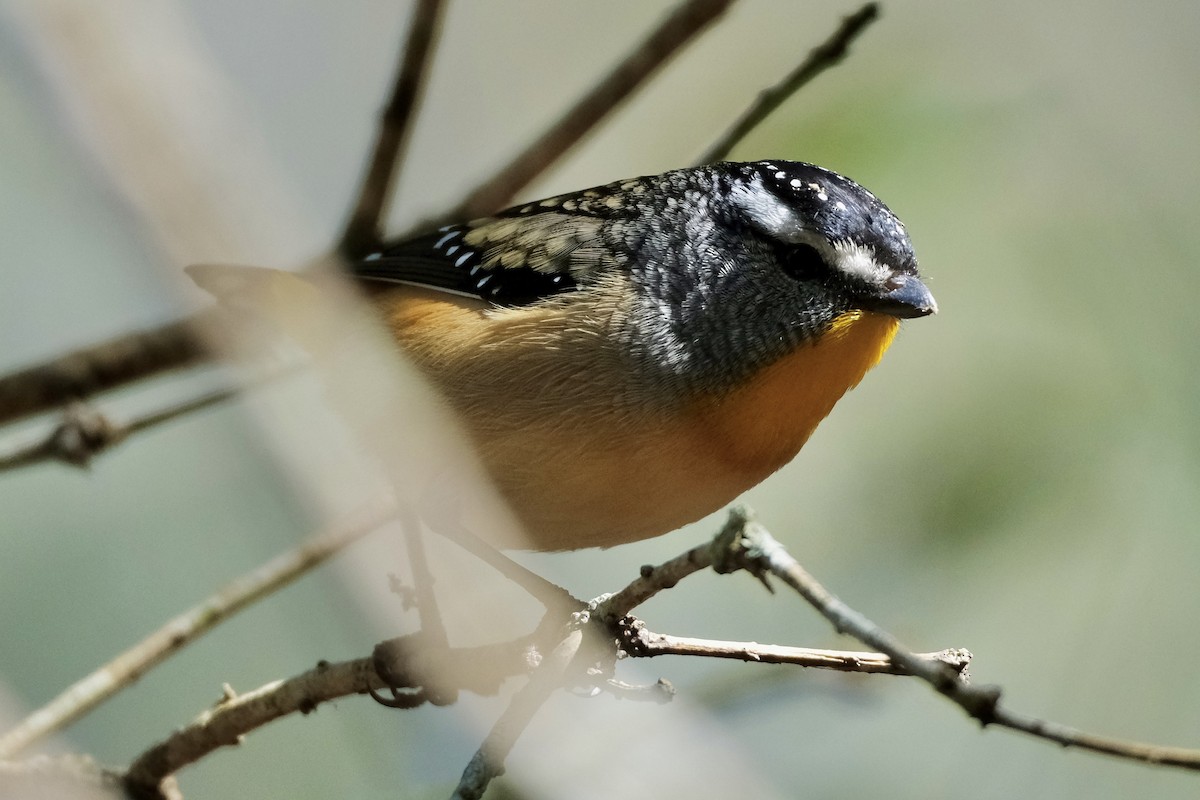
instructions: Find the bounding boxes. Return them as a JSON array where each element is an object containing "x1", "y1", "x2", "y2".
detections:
[{"x1": 780, "y1": 243, "x2": 828, "y2": 282}]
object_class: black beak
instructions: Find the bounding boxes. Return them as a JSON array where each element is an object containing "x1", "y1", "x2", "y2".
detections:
[{"x1": 862, "y1": 274, "x2": 937, "y2": 319}]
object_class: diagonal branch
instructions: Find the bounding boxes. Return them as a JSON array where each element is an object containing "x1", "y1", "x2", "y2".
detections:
[
  {"x1": 0, "y1": 313, "x2": 213, "y2": 429},
  {"x1": 436, "y1": 0, "x2": 737, "y2": 225},
  {"x1": 122, "y1": 657, "x2": 385, "y2": 800},
  {"x1": 0, "y1": 496, "x2": 395, "y2": 759},
  {"x1": 451, "y1": 625, "x2": 585, "y2": 800},
  {"x1": 0, "y1": 356, "x2": 303, "y2": 473},
  {"x1": 719, "y1": 506, "x2": 1200, "y2": 773},
  {"x1": 696, "y1": 2, "x2": 880, "y2": 164},
  {"x1": 338, "y1": 0, "x2": 448, "y2": 258}
]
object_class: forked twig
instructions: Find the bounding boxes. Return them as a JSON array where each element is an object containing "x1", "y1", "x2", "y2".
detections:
[
  {"x1": 697, "y1": 2, "x2": 880, "y2": 164},
  {"x1": 436, "y1": 0, "x2": 737, "y2": 225},
  {"x1": 717, "y1": 506, "x2": 1200, "y2": 772}
]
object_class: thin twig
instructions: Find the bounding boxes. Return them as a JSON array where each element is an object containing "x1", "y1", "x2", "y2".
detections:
[
  {"x1": 436, "y1": 0, "x2": 737, "y2": 225},
  {"x1": 722, "y1": 506, "x2": 1200, "y2": 773},
  {"x1": 627, "y1": 627, "x2": 972, "y2": 676},
  {"x1": 124, "y1": 635, "x2": 545, "y2": 799},
  {"x1": 0, "y1": 355, "x2": 308, "y2": 472},
  {"x1": 696, "y1": 2, "x2": 880, "y2": 164},
  {"x1": 437, "y1": 518, "x2": 581, "y2": 612},
  {"x1": 122, "y1": 657, "x2": 384, "y2": 800},
  {"x1": 0, "y1": 496, "x2": 396, "y2": 758},
  {"x1": 594, "y1": 510, "x2": 747, "y2": 621},
  {"x1": 338, "y1": 0, "x2": 448, "y2": 258},
  {"x1": 451, "y1": 626, "x2": 585, "y2": 800},
  {"x1": 397, "y1": 506, "x2": 457, "y2": 706},
  {"x1": 0, "y1": 385, "x2": 230, "y2": 473}
]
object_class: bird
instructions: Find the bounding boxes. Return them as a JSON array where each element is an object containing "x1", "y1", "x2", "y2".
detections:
[{"x1": 353, "y1": 160, "x2": 936, "y2": 551}]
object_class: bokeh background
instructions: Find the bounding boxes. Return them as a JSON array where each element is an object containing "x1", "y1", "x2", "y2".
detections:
[{"x1": 2, "y1": 1, "x2": 1199, "y2": 798}]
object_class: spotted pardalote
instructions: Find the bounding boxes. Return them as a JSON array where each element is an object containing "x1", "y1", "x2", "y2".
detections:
[{"x1": 356, "y1": 160, "x2": 935, "y2": 551}]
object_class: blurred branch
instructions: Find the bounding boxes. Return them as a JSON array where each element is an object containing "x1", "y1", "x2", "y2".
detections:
[
  {"x1": 0, "y1": 496, "x2": 395, "y2": 759},
  {"x1": 0, "y1": 313, "x2": 213, "y2": 429},
  {"x1": 0, "y1": 754, "x2": 133, "y2": 800},
  {"x1": 434, "y1": 0, "x2": 737, "y2": 226},
  {"x1": 451, "y1": 625, "x2": 583, "y2": 800},
  {"x1": 0, "y1": 385, "x2": 232, "y2": 473},
  {"x1": 697, "y1": 2, "x2": 880, "y2": 164},
  {"x1": 338, "y1": 0, "x2": 448, "y2": 258}
]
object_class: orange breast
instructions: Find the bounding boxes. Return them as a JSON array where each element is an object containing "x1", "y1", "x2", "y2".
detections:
[
  {"x1": 689, "y1": 310, "x2": 900, "y2": 478},
  {"x1": 371, "y1": 286, "x2": 900, "y2": 550}
]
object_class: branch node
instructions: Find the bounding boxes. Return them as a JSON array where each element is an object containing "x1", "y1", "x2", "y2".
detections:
[
  {"x1": 372, "y1": 633, "x2": 460, "y2": 705},
  {"x1": 960, "y1": 683, "x2": 1004, "y2": 727},
  {"x1": 50, "y1": 402, "x2": 123, "y2": 467}
]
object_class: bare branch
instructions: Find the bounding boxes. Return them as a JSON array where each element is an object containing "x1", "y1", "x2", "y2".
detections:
[
  {"x1": 437, "y1": 0, "x2": 737, "y2": 225},
  {"x1": 452, "y1": 626, "x2": 585, "y2": 800},
  {"x1": 596, "y1": 535, "x2": 719, "y2": 619},
  {"x1": 434, "y1": 517, "x2": 581, "y2": 611},
  {"x1": 0, "y1": 313, "x2": 212, "y2": 429},
  {"x1": 123, "y1": 657, "x2": 385, "y2": 800},
  {"x1": 125, "y1": 633, "x2": 547, "y2": 799},
  {"x1": 339, "y1": 0, "x2": 448, "y2": 257},
  {"x1": 0, "y1": 496, "x2": 395, "y2": 758},
  {"x1": 696, "y1": 2, "x2": 880, "y2": 164},
  {"x1": 0, "y1": 385, "x2": 233, "y2": 473},
  {"x1": 719, "y1": 506, "x2": 1200, "y2": 773},
  {"x1": 626, "y1": 626, "x2": 972, "y2": 676}
]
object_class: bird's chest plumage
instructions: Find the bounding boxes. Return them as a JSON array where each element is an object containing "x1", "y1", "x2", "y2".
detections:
[
  {"x1": 379, "y1": 287, "x2": 899, "y2": 550},
  {"x1": 688, "y1": 310, "x2": 900, "y2": 475},
  {"x1": 517, "y1": 310, "x2": 900, "y2": 550}
]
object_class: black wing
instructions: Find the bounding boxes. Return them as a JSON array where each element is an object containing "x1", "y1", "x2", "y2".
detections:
[
  {"x1": 354, "y1": 180, "x2": 653, "y2": 307},
  {"x1": 356, "y1": 222, "x2": 579, "y2": 306}
]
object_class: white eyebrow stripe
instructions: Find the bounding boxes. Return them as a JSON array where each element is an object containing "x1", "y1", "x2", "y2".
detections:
[{"x1": 832, "y1": 240, "x2": 888, "y2": 283}]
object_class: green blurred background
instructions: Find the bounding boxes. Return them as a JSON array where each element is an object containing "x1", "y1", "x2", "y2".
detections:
[{"x1": 2, "y1": 1, "x2": 1199, "y2": 798}]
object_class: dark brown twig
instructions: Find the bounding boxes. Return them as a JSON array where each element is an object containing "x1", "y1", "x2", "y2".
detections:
[
  {"x1": 696, "y1": 2, "x2": 880, "y2": 164},
  {"x1": 338, "y1": 0, "x2": 448, "y2": 257},
  {"x1": 436, "y1": 0, "x2": 737, "y2": 225}
]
